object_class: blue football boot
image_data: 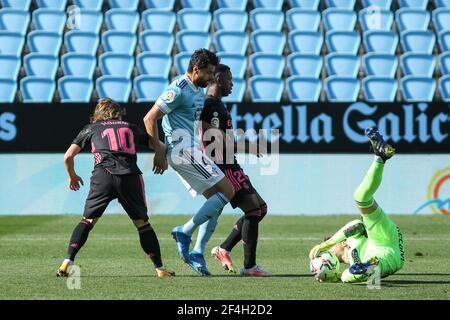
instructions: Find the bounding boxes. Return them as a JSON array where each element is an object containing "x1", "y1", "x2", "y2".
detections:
[
  {"x1": 170, "y1": 226, "x2": 191, "y2": 263},
  {"x1": 189, "y1": 251, "x2": 212, "y2": 276}
]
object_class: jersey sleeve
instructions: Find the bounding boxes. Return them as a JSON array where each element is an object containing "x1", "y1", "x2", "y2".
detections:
[
  {"x1": 72, "y1": 125, "x2": 92, "y2": 151},
  {"x1": 200, "y1": 98, "x2": 227, "y2": 130},
  {"x1": 130, "y1": 124, "x2": 149, "y2": 147},
  {"x1": 155, "y1": 85, "x2": 182, "y2": 114}
]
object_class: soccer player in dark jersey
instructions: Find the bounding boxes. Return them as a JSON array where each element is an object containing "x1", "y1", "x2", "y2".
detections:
[
  {"x1": 199, "y1": 64, "x2": 269, "y2": 276},
  {"x1": 56, "y1": 98, "x2": 175, "y2": 278}
]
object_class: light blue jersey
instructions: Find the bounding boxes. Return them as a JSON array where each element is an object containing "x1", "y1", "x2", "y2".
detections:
[{"x1": 156, "y1": 74, "x2": 205, "y2": 149}]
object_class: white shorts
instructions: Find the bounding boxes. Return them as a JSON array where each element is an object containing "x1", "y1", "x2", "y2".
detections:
[{"x1": 167, "y1": 145, "x2": 225, "y2": 197}]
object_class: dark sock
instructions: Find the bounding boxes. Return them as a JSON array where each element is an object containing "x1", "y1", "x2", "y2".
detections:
[
  {"x1": 242, "y1": 210, "x2": 262, "y2": 269},
  {"x1": 138, "y1": 223, "x2": 163, "y2": 268},
  {"x1": 66, "y1": 219, "x2": 94, "y2": 261},
  {"x1": 220, "y1": 216, "x2": 245, "y2": 252}
]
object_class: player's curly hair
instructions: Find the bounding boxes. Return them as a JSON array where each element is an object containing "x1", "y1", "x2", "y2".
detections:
[
  {"x1": 210, "y1": 64, "x2": 231, "y2": 83},
  {"x1": 187, "y1": 48, "x2": 220, "y2": 72},
  {"x1": 90, "y1": 98, "x2": 124, "y2": 123}
]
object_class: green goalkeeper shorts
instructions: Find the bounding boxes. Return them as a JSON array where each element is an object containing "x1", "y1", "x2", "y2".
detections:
[{"x1": 361, "y1": 206, "x2": 405, "y2": 277}]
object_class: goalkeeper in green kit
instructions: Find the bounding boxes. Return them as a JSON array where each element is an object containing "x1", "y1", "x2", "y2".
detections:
[{"x1": 309, "y1": 127, "x2": 405, "y2": 283}]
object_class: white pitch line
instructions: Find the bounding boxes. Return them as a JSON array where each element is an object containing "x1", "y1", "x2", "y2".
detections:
[{"x1": 0, "y1": 236, "x2": 449, "y2": 241}]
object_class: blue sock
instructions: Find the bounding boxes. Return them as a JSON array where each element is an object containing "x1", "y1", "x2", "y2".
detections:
[
  {"x1": 193, "y1": 216, "x2": 219, "y2": 255},
  {"x1": 181, "y1": 192, "x2": 228, "y2": 236}
]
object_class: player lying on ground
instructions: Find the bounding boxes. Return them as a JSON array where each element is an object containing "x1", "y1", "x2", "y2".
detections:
[
  {"x1": 199, "y1": 64, "x2": 269, "y2": 276},
  {"x1": 309, "y1": 128, "x2": 405, "y2": 283},
  {"x1": 57, "y1": 98, "x2": 175, "y2": 278},
  {"x1": 143, "y1": 49, "x2": 235, "y2": 276}
]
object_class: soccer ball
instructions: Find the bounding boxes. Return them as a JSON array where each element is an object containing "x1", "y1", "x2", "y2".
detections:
[{"x1": 310, "y1": 251, "x2": 341, "y2": 282}]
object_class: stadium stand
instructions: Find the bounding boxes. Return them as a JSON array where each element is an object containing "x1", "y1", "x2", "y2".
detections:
[{"x1": 0, "y1": 0, "x2": 448, "y2": 103}]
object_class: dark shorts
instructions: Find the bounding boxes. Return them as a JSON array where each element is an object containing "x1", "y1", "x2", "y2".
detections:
[
  {"x1": 83, "y1": 168, "x2": 148, "y2": 221},
  {"x1": 220, "y1": 164, "x2": 257, "y2": 209}
]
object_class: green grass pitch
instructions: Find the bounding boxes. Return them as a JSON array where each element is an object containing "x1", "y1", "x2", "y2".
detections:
[{"x1": 1, "y1": 214, "x2": 450, "y2": 300}]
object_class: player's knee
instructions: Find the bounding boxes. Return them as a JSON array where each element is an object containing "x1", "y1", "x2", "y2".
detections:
[
  {"x1": 81, "y1": 217, "x2": 97, "y2": 228},
  {"x1": 132, "y1": 219, "x2": 150, "y2": 230},
  {"x1": 244, "y1": 209, "x2": 263, "y2": 223},
  {"x1": 260, "y1": 202, "x2": 268, "y2": 220}
]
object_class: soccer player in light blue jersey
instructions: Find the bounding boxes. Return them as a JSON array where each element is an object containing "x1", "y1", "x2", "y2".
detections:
[{"x1": 143, "y1": 49, "x2": 235, "y2": 276}]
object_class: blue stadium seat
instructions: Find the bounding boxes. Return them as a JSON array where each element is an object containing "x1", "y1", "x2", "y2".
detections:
[
  {"x1": 252, "y1": 0, "x2": 283, "y2": 10},
  {"x1": 400, "y1": 53, "x2": 435, "y2": 77},
  {"x1": 176, "y1": 30, "x2": 211, "y2": 52},
  {"x1": 23, "y1": 53, "x2": 58, "y2": 78},
  {"x1": 325, "y1": 0, "x2": 356, "y2": 9},
  {"x1": 64, "y1": 31, "x2": 99, "y2": 55},
  {"x1": 363, "y1": 53, "x2": 398, "y2": 77},
  {"x1": 250, "y1": 53, "x2": 285, "y2": 77},
  {"x1": 432, "y1": 9, "x2": 450, "y2": 33},
  {"x1": 72, "y1": 0, "x2": 102, "y2": 11},
  {"x1": 143, "y1": 0, "x2": 175, "y2": 10},
  {"x1": 401, "y1": 76, "x2": 436, "y2": 101},
  {"x1": 438, "y1": 30, "x2": 450, "y2": 51},
  {"x1": 0, "y1": 55, "x2": 20, "y2": 80},
  {"x1": 361, "y1": 0, "x2": 392, "y2": 9},
  {"x1": 20, "y1": 76, "x2": 55, "y2": 102},
  {"x1": 0, "y1": 31, "x2": 24, "y2": 56},
  {"x1": 0, "y1": 79, "x2": 16, "y2": 102},
  {"x1": 61, "y1": 53, "x2": 96, "y2": 78},
  {"x1": 134, "y1": 75, "x2": 168, "y2": 102},
  {"x1": 99, "y1": 53, "x2": 134, "y2": 78},
  {"x1": 28, "y1": 31, "x2": 62, "y2": 56},
  {"x1": 36, "y1": 0, "x2": 67, "y2": 10},
  {"x1": 102, "y1": 31, "x2": 136, "y2": 55},
  {"x1": 439, "y1": 52, "x2": 450, "y2": 74},
  {"x1": 174, "y1": 51, "x2": 192, "y2": 74},
  {"x1": 363, "y1": 30, "x2": 398, "y2": 54},
  {"x1": 395, "y1": 8, "x2": 430, "y2": 32},
  {"x1": 250, "y1": 8, "x2": 284, "y2": 31},
  {"x1": 289, "y1": 0, "x2": 320, "y2": 9},
  {"x1": 288, "y1": 31, "x2": 323, "y2": 54},
  {"x1": 177, "y1": 9, "x2": 212, "y2": 31},
  {"x1": 0, "y1": 9, "x2": 30, "y2": 36},
  {"x1": 286, "y1": 76, "x2": 322, "y2": 102},
  {"x1": 322, "y1": 8, "x2": 357, "y2": 31},
  {"x1": 398, "y1": 0, "x2": 427, "y2": 9},
  {"x1": 326, "y1": 31, "x2": 360, "y2": 54},
  {"x1": 223, "y1": 77, "x2": 246, "y2": 103},
  {"x1": 217, "y1": 0, "x2": 248, "y2": 10},
  {"x1": 286, "y1": 9, "x2": 320, "y2": 31},
  {"x1": 359, "y1": 8, "x2": 393, "y2": 32},
  {"x1": 214, "y1": 30, "x2": 248, "y2": 55},
  {"x1": 434, "y1": 0, "x2": 450, "y2": 7},
  {"x1": 287, "y1": 53, "x2": 322, "y2": 77},
  {"x1": 438, "y1": 75, "x2": 450, "y2": 101},
  {"x1": 68, "y1": 10, "x2": 103, "y2": 34},
  {"x1": 96, "y1": 76, "x2": 131, "y2": 102},
  {"x1": 105, "y1": 9, "x2": 139, "y2": 32},
  {"x1": 217, "y1": 52, "x2": 247, "y2": 78},
  {"x1": 108, "y1": 0, "x2": 139, "y2": 10},
  {"x1": 362, "y1": 76, "x2": 397, "y2": 102},
  {"x1": 140, "y1": 31, "x2": 174, "y2": 54},
  {"x1": 0, "y1": 0, "x2": 31, "y2": 11},
  {"x1": 249, "y1": 76, "x2": 284, "y2": 102},
  {"x1": 251, "y1": 30, "x2": 286, "y2": 55},
  {"x1": 137, "y1": 52, "x2": 172, "y2": 77},
  {"x1": 32, "y1": 9, "x2": 66, "y2": 35},
  {"x1": 214, "y1": 9, "x2": 248, "y2": 31},
  {"x1": 324, "y1": 76, "x2": 360, "y2": 102},
  {"x1": 401, "y1": 31, "x2": 435, "y2": 54},
  {"x1": 58, "y1": 76, "x2": 93, "y2": 102},
  {"x1": 142, "y1": 9, "x2": 176, "y2": 32},
  {"x1": 181, "y1": 0, "x2": 212, "y2": 10},
  {"x1": 325, "y1": 53, "x2": 360, "y2": 77}
]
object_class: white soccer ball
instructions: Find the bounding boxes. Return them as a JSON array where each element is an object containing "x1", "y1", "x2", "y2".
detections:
[{"x1": 309, "y1": 251, "x2": 341, "y2": 282}]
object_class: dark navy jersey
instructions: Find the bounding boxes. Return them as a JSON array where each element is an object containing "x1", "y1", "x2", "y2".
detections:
[
  {"x1": 72, "y1": 120, "x2": 148, "y2": 175},
  {"x1": 200, "y1": 95, "x2": 237, "y2": 167}
]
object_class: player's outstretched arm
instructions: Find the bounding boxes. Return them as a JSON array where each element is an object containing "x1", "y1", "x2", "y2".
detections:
[
  {"x1": 309, "y1": 219, "x2": 366, "y2": 260},
  {"x1": 64, "y1": 144, "x2": 83, "y2": 191},
  {"x1": 143, "y1": 104, "x2": 168, "y2": 175}
]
